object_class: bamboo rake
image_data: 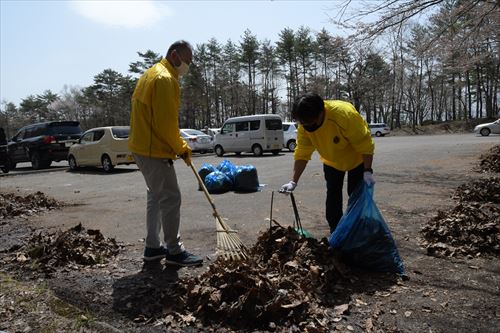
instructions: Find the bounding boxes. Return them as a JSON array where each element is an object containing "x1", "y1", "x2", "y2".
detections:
[{"x1": 190, "y1": 163, "x2": 247, "y2": 260}]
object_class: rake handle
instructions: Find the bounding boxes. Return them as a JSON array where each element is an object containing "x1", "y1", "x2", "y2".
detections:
[{"x1": 190, "y1": 163, "x2": 230, "y2": 232}]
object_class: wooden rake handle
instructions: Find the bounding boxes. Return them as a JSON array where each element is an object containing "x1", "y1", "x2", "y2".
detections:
[{"x1": 190, "y1": 163, "x2": 230, "y2": 232}]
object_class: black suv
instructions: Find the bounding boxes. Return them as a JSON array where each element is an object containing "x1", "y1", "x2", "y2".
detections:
[{"x1": 6, "y1": 121, "x2": 83, "y2": 170}]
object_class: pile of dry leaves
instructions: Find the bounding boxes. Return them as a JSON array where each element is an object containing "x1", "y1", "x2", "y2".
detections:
[
  {"x1": 421, "y1": 145, "x2": 500, "y2": 258},
  {"x1": 477, "y1": 144, "x2": 500, "y2": 173},
  {"x1": 4, "y1": 223, "x2": 121, "y2": 275},
  {"x1": 0, "y1": 191, "x2": 61, "y2": 219},
  {"x1": 171, "y1": 227, "x2": 355, "y2": 331}
]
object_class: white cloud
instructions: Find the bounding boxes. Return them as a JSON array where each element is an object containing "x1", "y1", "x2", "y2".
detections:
[{"x1": 71, "y1": 0, "x2": 171, "y2": 28}]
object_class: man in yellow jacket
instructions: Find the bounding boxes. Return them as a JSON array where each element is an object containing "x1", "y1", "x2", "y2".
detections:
[
  {"x1": 280, "y1": 93, "x2": 375, "y2": 234},
  {"x1": 129, "y1": 40, "x2": 203, "y2": 266}
]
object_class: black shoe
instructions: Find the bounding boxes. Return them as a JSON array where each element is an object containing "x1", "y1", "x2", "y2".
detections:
[
  {"x1": 165, "y1": 251, "x2": 203, "y2": 267},
  {"x1": 143, "y1": 246, "x2": 168, "y2": 261}
]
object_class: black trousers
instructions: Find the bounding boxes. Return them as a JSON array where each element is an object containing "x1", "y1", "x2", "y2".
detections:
[{"x1": 323, "y1": 163, "x2": 364, "y2": 233}]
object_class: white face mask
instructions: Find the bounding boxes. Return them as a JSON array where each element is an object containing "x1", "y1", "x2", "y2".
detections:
[{"x1": 175, "y1": 61, "x2": 190, "y2": 77}]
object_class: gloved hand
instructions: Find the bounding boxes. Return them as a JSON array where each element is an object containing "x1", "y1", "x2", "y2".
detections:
[
  {"x1": 180, "y1": 148, "x2": 192, "y2": 166},
  {"x1": 279, "y1": 181, "x2": 297, "y2": 194},
  {"x1": 363, "y1": 171, "x2": 376, "y2": 185}
]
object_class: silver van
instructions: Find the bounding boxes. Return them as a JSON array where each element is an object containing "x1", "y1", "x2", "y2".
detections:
[{"x1": 214, "y1": 114, "x2": 284, "y2": 156}]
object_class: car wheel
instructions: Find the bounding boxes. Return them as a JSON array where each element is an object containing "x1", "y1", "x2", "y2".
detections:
[
  {"x1": 287, "y1": 140, "x2": 296, "y2": 152},
  {"x1": 31, "y1": 152, "x2": 42, "y2": 169},
  {"x1": 214, "y1": 145, "x2": 224, "y2": 157},
  {"x1": 480, "y1": 128, "x2": 490, "y2": 136},
  {"x1": 102, "y1": 155, "x2": 114, "y2": 173},
  {"x1": 252, "y1": 144, "x2": 263, "y2": 157},
  {"x1": 68, "y1": 155, "x2": 78, "y2": 171},
  {"x1": 375, "y1": 131, "x2": 382, "y2": 137},
  {"x1": 6, "y1": 157, "x2": 16, "y2": 170}
]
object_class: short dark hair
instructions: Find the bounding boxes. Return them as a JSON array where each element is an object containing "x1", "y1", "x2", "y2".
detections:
[
  {"x1": 291, "y1": 93, "x2": 324, "y2": 122},
  {"x1": 166, "y1": 40, "x2": 193, "y2": 57}
]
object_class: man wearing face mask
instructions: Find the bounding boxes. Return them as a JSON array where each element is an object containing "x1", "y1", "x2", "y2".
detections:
[
  {"x1": 128, "y1": 40, "x2": 203, "y2": 266},
  {"x1": 279, "y1": 93, "x2": 375, "y2": 234}
]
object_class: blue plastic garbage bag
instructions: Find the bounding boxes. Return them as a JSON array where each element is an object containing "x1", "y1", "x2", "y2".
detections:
[
  {"x1": 234, "y1": 165, "x2": 260, "y2": 192},
  {"x1": 217, "y1": 159, "x2": 237, "y2": 183},
  {"x1": 204, "y1": 171, "x2": 233, "y2": 194},
  {"x1": 328, "y1": 183, "x2": 404, "y2": 274},
  {"x1": 198, "y1": 163, "x2": 216, "y2": 190}
]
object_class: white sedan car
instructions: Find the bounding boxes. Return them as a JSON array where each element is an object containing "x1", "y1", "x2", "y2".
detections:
[
  {"x1": 68, "y1": 126, "x2": 134, "y2": 172},
  {"x1": 180, "y1": 129, "x2": 213, "y2": 153},
  {"x1": 474, "y1": 119, "x2": 500, "y2": 136}
]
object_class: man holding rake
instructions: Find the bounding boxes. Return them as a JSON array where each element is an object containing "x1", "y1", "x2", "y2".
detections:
[{"x1": 129, "y1": 40, "x2": 203, "y2": 267}]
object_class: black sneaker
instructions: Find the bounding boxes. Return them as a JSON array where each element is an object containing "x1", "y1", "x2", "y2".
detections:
[
  {"x1": 165, "y1": 251, "x2": 203, "y2": 267},
  {"x1": 143, "y1": 246, "x2": 168, "y2": 261}
]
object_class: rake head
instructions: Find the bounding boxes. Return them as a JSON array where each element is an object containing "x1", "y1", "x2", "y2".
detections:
[{"x1": 215, "y1": 216, "x2": 248, "y2": 261}]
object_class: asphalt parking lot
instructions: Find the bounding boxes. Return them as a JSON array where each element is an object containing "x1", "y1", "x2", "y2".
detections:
[{"x1": 1, "y1": 134, "x2": 498, "y2": 257}]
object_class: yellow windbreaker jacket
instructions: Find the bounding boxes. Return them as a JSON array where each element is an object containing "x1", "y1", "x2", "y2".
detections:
[
  {"x1": 128, "y1": 59, "x2": 188, "y2": 159},
  {"x1": 294, "y1": 100, "x2": 374, "y2": 171}
]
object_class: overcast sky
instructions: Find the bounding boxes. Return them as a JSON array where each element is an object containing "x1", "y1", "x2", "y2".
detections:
[{"x1": 1, "y1": 0, "x2": 360, "y2": 106}]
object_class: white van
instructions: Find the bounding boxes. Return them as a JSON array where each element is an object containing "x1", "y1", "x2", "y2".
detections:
[{"x1": 214, "y1": 114, "x2": 284, "y2": 156}]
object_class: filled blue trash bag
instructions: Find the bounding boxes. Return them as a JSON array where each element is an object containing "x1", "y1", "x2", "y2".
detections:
[
  {"x1": 217, "y1": 159, "x2": 237, "y2": 183},
  {"x1": 234, "y1": 165, "x2": 260, "y2": 192},
  {"x1": 204, "y1": 170, "x2": 233, "y2": 194},
  {"x1": 198, "y1": 163, "x2": 216, "y2": 190},
  {"x1": 329, "y1": 183, "x2": 405, "y2": 274}
]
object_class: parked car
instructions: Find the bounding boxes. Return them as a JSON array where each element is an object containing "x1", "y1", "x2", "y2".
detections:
[
  {"x1": 282, "y1": 122, "x2": 298, "y2": 152},
  {"x1": 0, "y1": 144, "x2": 9, "y2": 173},
  {"x1": 6, "y1": 121, "x2": 83, "y2": 170},
  {"x1": 474, "y1": 119, "x2": 500, "y2": 136},
  {"x1": 200, "y1": 127, "x2": 221, "y2": 139},
  {"x1": 68, "y1": 126, "x2": 134, "y2": 173},
  {"x1": 180, "y1": 129, "x2": 213, "y2": 153},
  {"x1": 214, "y1": 114, "x2": 284, "y2": 157},
  {"x1": 368, "y1": 123, "x2": 390, "y2": 137}
]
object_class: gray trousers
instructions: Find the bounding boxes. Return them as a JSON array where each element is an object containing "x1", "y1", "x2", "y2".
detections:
[{"x1": 133, "y1": 153, "x2": 185, "y2": 255}]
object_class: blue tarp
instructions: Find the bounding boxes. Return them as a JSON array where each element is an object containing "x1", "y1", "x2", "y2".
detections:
[{"x1": 329, "y1": 183, "x2": 405, "y2": 274}]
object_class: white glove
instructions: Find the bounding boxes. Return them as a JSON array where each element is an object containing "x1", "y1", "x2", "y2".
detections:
[
  {"x1": 279, "y1": 181, "x2": 297, "y2": 194},
  {"x1": 363, "y1": 171, "x2": 376, "y2": 185}
]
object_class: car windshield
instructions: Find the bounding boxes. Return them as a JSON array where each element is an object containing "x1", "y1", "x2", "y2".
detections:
[
  {"x1": 112, "y1": 127, "x2": 129, "y2": 138},
  {"x1": 184, "y1": 129, "x2": 206, "y2": 136},
  {"x1": 47, "y1": 124, "x2": 82, "y2": 135}
]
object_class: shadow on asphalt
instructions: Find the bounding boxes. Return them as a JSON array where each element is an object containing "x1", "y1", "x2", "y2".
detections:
[{"x1": 65, "y1": 167, "x2": 139, "y2": 175}]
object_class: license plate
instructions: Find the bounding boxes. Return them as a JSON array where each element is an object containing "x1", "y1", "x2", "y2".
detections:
[{"x1": 126, "y1": 155, "x2": 134, "y2": 161}]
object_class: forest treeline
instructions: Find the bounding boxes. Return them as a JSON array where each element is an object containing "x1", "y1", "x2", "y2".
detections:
[{"x1": 0, "y1": 0, "x2": 498, "y2": 136}]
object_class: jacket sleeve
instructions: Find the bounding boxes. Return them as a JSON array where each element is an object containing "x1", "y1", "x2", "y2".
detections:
[
  {"x1": 152, "y1": 77, "x2": 188, "y2": 156},
  {"x1": 338, "y1": 104, "x2": 374, "y2": 155},
  {"x1": 293, "y1": 126, "x2": 316, "y2": 161}
]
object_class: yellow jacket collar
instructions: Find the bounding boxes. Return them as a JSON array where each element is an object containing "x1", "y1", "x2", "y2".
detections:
[{"x1": 161, "y1": 58, "x2": 179, "y2": 79}]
